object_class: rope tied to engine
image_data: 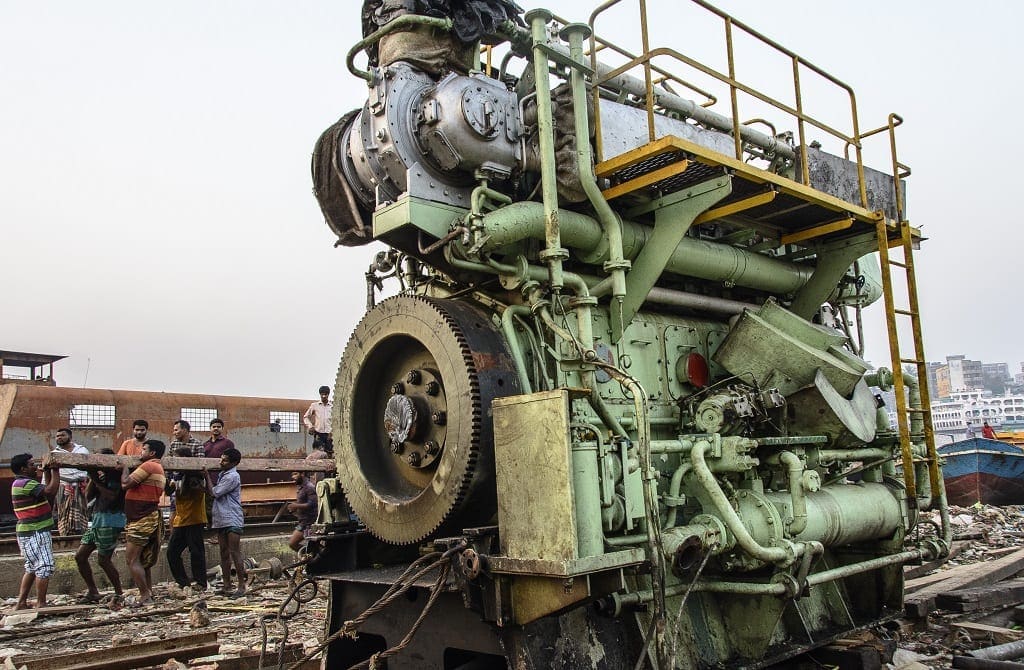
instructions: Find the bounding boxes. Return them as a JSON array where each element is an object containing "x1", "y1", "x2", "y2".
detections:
[{"x1": 286, "y1": 540, "x2": 466, "y2": 670}]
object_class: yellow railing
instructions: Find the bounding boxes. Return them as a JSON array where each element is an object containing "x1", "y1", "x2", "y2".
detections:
[{"x1": 584, "y1": 0, "x2": 910, "y2": 211}]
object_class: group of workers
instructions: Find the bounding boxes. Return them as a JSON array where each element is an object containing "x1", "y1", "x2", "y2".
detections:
[{"x1": 9, "y1": 385, "x2": 333, "y2": 610}]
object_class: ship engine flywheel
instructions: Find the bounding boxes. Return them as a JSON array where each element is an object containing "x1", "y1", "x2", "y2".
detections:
[{"x1": 333, "y1": 296, "x2": 520, "y2": 544}]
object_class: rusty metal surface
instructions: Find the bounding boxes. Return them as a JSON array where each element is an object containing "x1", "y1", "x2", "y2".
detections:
[
  {"x1": 0, "y1": 384, "x2": 313, "y2": 462},
  {"x1": 0, "y1": 384, "x2": 322, "y2": 514},
  {"x1": 240, "y1": 481, "x2": 301, "y2": 503},
  {"x1": 493, "y1": 389, "x2": 578, "y2": 563}
]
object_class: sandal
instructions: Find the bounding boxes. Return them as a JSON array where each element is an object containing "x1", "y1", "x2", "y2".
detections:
[{"x1": 76, "y1": 593, "x2": 101, "y2": 604}]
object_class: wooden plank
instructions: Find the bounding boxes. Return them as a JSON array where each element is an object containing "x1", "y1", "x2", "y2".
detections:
[
  {"x1": 905, "y1": 548, "x2": 1024, "y2": 618},
  {"x1": 43, "y1": 452, "x2": 335, "y2": 473},
  {"x1": 13, "y1": 631, "x2": 219, "y2": 670},
  {"x1": 812, "y1": 644, "x2": 884, "y2": 670},
  {"x1": 937, "y1": 578, "x2": 1024, "y2": 613},
  {"x1": 906, "y1": 547, "x2": 1022, "y2": 592},
  {"x1": 1, "y1": 604, "x2": 95, "y2": 618}
]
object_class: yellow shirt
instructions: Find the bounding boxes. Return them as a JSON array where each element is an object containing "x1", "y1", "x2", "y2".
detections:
[{"x1": 172, "y1": 482, "x2": 208, "y2": 527}]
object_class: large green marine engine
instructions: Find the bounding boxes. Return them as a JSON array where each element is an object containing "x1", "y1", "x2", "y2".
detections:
[{"x1": 309, "y1": 1, "x2": 949, "y2": 668}]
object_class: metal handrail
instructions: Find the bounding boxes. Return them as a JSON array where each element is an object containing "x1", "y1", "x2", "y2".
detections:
[
  {"x1": 551, "y1": 11, "x2": 718, "y2": 108},
  {"x1": 586, "y1": 0, "x2": 899, "y2": 209}
]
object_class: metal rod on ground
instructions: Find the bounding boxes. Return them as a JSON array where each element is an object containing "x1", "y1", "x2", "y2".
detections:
[
  {"x1": 953, "y1": 657, "x2": 1024, "y2": 670},
  {"x1": 969, "y1": 640, "x2": 1024, "y2": 662}
]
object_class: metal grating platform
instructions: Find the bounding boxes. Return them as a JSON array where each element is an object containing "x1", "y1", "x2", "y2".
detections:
[{"x1": 595, "y1": 135, "x2": 914, "y2": 246}]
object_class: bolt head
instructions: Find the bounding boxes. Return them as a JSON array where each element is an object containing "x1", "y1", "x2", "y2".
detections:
[
  {"x1": 391, "y1": 382, "x2": 405, "y2": 395},
  {"x1": 390, "y1": 441, "x2": 404, "y2": 454},
  {"x1": 425, "y1": 381, "x2": 440, "y2": 396},
  {"x1": 424, "y1": 440, "x2": 439, "y2": 455},
  {"x1": 407, "y1": 452, "x2": 422, "y2": 466},
  {"x1": 431, "y1": 411, "x2": 447, "y2": 426},
  {"x1": 406, "y1": 369, "x2": 422, "y2": 385}
]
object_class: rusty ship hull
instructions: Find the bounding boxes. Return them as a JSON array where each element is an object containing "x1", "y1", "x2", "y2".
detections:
[{"x1": 0, "y1": 384, "x2": 317, "y2": 515}]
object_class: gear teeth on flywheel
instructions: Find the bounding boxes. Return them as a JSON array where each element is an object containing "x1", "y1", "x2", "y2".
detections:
[{"x1": 335, "y1": 294, "x2": 501, "y2": 545}]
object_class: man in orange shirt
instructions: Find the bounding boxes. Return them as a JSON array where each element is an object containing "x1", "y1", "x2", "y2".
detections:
[
  {"x1": 120, "y1": 439, "x2": 166, "y2": 606},
  {"x1": 982, "y1": 421, "x2": 997, "y2": 439},
  {"x1": 117, "y1": 420, "x2": 149, "y2": 456}
]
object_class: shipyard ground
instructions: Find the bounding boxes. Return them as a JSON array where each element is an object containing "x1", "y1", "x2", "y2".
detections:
[{"x1": 1, "y1": 505, "x2": 1022, "y2": 669}]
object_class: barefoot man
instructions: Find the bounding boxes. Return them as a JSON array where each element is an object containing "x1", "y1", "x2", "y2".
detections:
[
  {"x1": 120, "y1": 440, "x2": 166, "y2": 606},
  {"x1": 11, "y1": 453, "x2": 59, "y2": 609}
]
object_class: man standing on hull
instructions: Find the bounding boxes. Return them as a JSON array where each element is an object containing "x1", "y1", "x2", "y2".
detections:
[{"x1": 303, "y1": 385, "x2": 333, "y2": 455}]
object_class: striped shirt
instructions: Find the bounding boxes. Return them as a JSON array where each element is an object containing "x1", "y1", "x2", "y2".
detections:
[
  {"x1": 12, "y1": 477, "x2": 54, "y2": 536},
  {"x1": 124, "y1": 459, "x2": 166, "y2": 521}
]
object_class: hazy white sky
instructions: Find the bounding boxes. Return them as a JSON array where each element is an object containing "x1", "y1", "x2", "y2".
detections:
[{"x1": 2, "y1": 1, "x2": 1022, "y2": 398}]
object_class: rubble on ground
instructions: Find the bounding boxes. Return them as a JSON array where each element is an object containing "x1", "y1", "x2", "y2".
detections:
[
  {"x1": 0, "y1": 567, "x2": 326, "y2": 669},
  {"x1": 5, "y1": 505, "x2": 1024, "y2": 668}
]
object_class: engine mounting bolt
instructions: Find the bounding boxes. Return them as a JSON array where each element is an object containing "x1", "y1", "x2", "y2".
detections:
[
  {"x1": 424, "y1": 440, "x2": 439, "y2": 455},
  {"x1": 426, "y1": 381, "x2": 440, "y2": 396},
  {"x1": 407, "y1": 452, "x2": 422, "y2": 466},
  {"x1": 406, "y1": 369, "x2": 422, "y2": 385},
  {"x1": 390, "y1": 441, "x2": 404, "y2": 454},
  {"x1": 376, "y1": 127, "x2": 388, "y2": 142},
  {"x1": 431, "y1": 411, "x2": 447, "y2": 426},
  {"x1": 391, "y1": 382, "x2": 405, "y2": 395}
]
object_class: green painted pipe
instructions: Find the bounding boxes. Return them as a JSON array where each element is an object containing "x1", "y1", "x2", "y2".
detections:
[
  {"x1": 690, "y1": 440, "x2": 801, "y2": 566},
  {"x1": 346, "y1": 15, "x2": 453, "y2": 82},
  {"x1": 525, "y1": 9, "x2": 567, "y2": 291},
  {"x1": 761, "y1": 484, "x2": 902, "y2": 547},
  {"x1": 777, "y1": 451, "x2": 808, "y2": 535},
  {"x1": 816, "y1": 448, "x2": 890, "y2": 461},
  {"x1": 564, "y1": 23, "x2": 628, "y2": 305},
  {"x1": 572, "y1": 442, "x2": 605, "y2": 557},
  {"x1": 477, "y1": 201, "x2": 812, "y2": 295},
  {"x1": 500, "y1": 305, "x2": 534, "y2": 394},
  {"x1": 665, "y1": 461, "x2": 693, "y2": 528},
  {"x1": 616, "y1": 545, "x2": 932, "y2": 604}
]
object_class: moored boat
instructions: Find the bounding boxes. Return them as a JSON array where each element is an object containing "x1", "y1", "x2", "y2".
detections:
[{"x1": 938, "y1": 437, "x2": 1024, "y2": 505}]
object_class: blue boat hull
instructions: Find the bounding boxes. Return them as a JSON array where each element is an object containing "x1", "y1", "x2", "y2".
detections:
[{"x1": 938, "y1": 438, "x2": 1024, "y2": 506}]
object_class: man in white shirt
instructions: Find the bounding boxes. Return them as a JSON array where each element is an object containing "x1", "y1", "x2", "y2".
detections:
[
  {"x1": 303, "y1": 385, "x2": 333, "y2": 455},
  {"x1": 52, "y1": 427, "x2": 90, "y2": 536}
]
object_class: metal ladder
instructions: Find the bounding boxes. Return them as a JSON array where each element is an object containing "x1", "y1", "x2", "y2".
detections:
[{"x1": 873, "y1": 117, "x2": 939, "y2": 507}]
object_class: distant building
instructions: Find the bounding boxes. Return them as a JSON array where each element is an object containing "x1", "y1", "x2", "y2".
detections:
[
  {"x1": 930, "y1": 355, "x2": 986, "y2": 399},
  {"x1": 0, "y1": 350, "x2": 66, "y2": 387}
]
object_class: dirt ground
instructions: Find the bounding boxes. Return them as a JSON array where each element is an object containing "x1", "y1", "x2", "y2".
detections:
[
  {"x1": 0, "y1": 568, "x2": 327, "y2": 669},
  {"x1": 2, "y1": 505, "x2": 1023, "y2": 669}
]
